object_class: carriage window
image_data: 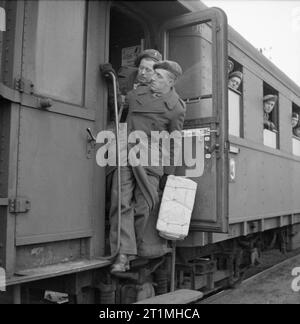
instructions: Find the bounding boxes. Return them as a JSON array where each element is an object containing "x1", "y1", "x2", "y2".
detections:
[
  {"x1": 263, "y1": 82, "x2": 279, "y2": 149},
  {"x1": 228, "y1": 58, "x2": 243, "y2": 137},
  {"x1": 170, "y1": 22, "x2": 213, "y2": 120},
  {"x1": 292, "y1": 102, "x2": 300, "y2": 156},
  {"x1": 23, "y1": 0, "x2": 86, "y2": 105}
]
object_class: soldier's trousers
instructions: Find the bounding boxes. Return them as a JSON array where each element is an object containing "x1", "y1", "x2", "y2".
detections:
[{"x1": 109, "y1": 166, "x2": 160, "y2": 255}]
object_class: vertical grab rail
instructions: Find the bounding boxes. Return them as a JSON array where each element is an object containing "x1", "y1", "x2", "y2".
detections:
[
  {"x1": 110, "y1": 71, "x2": 122, "y2": 259},
  {"x1": 96, "y1": 69, "x2": 121, "y2": 261}
]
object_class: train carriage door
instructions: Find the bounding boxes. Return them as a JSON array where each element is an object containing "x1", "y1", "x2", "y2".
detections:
[
  {"x1": 13, "y1": 0, "x2": 106, "y2": 252},
  {"x1": 160, "y1": 8, "x2": 229, "y2": 232}
]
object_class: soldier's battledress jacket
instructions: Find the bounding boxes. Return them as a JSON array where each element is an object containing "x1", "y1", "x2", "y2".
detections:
[
  {"x1": 125, "y1": 85, "x2": 186, "y2": 177},
  {"x1": 264, "y1": 112, "x2": 276, "y2": 131}
]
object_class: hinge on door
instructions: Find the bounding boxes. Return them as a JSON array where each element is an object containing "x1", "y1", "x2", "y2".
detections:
[
  {"x1": 8, "y1": 198, "x2": 31, "y2": 213},
  {"x1": 14, "y1": 77, "x2": 34, "y2": 94}
]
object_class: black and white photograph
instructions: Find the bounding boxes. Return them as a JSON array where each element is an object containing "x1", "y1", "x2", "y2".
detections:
[{"x1": 0, "y1": 0, "x2": 300, "y2": 307}]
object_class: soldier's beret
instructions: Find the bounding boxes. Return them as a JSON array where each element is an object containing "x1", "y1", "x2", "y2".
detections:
[
  {"x1": 229, "y1": 71, "x2": 243, "y2": 80},
  {"x1": 263, "y1": 94, "x2": 278, "y2": 103},
  {"x1": 153, "y1": 60, "x2": 183, "y2": 79},
  {"x1": 135, "y1": 49, "x2": 162, "y2": 67},
  {"x1": 228, "y1": 60, "x2": 234, "y2": 73}
]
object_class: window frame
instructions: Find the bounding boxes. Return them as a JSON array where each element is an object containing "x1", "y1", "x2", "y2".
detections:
[
  {"x1": 227, "y1": 57, "x2": 244, "y2": 138},
  {"x1": 21, "y1": 0, "x2": 89, "y2": 107},
  {"x1": 263, "y1": 81, "x2": 280, "y2": 149}
]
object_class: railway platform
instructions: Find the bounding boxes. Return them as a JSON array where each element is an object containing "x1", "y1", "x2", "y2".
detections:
[{"x1": 200, "y1": 254, "x2": 300, "y2": 304}]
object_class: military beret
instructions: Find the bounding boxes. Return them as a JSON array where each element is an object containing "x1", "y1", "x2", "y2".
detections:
[
  {"x1": 153, "y1": 60, "x2": 183, "y2": 79},
  {"x1": 229, "y1": 71, "x2": 243, "y2": 80},
  {"x1": 135, "y1": 49, "x2": 162, "y2": 67},
  {"x1": 292, "y1": 112, "x2": 299, "y2": 119},
  {"x1": 263, "y1": 94, "x2": 278, "y2": 103},
  {"x1": 228, "y1": 60, "x2": 234, "y2": 73}
]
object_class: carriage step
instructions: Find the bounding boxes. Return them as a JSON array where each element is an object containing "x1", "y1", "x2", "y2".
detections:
[{"x1": 134, "y1": 289, "x2": 203, "y2": 304}]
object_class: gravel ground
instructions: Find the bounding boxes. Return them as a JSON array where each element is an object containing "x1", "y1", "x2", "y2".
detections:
[
  {"x1": 243, "y1": 248, "x2": 300, "y2": 279},
  {"x1": 202, "y1": 249, "x2": 300, "y2": 304}
]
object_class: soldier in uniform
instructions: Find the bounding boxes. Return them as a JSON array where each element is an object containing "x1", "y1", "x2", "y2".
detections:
[
  {"x1": 101, "y1": 49, "x2": 162, "y2": 122},
  {"x1": 228, "y1": 70, "x2": 243, "y2": 91},
  {"x1": 263, "y1": 94, "x2": 277, "y2": 131},
  {"x1": 228, "y1": 60, "x2": 234, "y2": 74},
  {"x1": 101, "y1": 49, "x2": 162, "y2": 218},
  {"x1": 109, "y1": 60, "x2": 186, "y2": 273},
  {"x1": 292, "y1": 112, "x2": 300, "y2": 137},
  {"x1": 118, "y1": 49, "x2": 163, "y2": 97}
]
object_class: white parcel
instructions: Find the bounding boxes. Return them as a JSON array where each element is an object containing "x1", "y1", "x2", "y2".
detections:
[{"x1": 156, "y1": 175, "x2": 198, "y2": 240}]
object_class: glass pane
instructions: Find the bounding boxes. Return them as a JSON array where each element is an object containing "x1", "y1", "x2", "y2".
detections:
[
  {"x1": 35, "y1": 0, "x2": 86, "y2": 104},
  {"x1": 292, "y1": 138, "x2": 300, "y2": 156},
  {"x1": 228, "y1": 89, "x2": 240, "y2": 137},
  {"x1": 168, "y1": 22, "x2": 213, "y2": 118},
  {"x1": 263, "y1": 129, "x2": 277, "y2": 149}
]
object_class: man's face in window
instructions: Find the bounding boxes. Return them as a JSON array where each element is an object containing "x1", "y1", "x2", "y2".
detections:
[
  {"x1": 292, "y1": 115, "x2": 299, "y2": 128},
  {"x1": 137, "y1": 58, "x2": 155, "y2": 84},
  {"x1": 228, "y1": 76, "x2": 241, "y2": 90},
  {"x1": 264, "y1": 100, "x2": 276, "y2": 114}
]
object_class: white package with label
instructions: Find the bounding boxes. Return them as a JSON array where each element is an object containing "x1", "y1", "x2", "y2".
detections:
[{"x1": 156, "y1": 175, "x2": 198, "y2": 240}]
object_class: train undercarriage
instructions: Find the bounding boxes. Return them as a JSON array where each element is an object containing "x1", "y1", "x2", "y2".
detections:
[{"x1": 1, "y1": 223, "x2": 299, "y2": 304}]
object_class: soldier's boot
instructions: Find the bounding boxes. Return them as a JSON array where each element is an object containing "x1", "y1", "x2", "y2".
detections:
[{"x1": 111, "y1": 254, "x2": 130, "y2": 273}]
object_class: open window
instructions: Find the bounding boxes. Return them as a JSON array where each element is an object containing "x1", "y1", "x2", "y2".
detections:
[
  {"x1": 107, "y1": 5, "x2": 147, "y2": 123},
  {"x1": 228, "y1": 58, "x2": 243, "y2": 137},
  {"x1": 263, "y1": 82, "x2": 279, "y2": 149},
  {"x1": 292, "y1": 102, "x2": 300, "y2": 156},
  {"x1": 109, "y1": 6, "x2": 145, "y2": 72},
  {"x1": 160, "y1": 8, "x2": 228, "y2": 233}
]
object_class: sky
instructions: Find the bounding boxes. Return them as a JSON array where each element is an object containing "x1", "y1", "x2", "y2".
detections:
[{"x1": 202, "y1": 0, "x2": 300, "y2": 87}]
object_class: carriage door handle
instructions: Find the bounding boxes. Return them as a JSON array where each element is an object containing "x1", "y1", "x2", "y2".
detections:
[
  {"x1": 86, "y1": 128, "x2": 96, "y2": 159},
  {"x1": 86, "y1": 128, "x2": 96, "y2": 142}
]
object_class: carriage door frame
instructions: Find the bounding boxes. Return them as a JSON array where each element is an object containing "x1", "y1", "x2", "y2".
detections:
[
  {"x1": 159, "y1": 8, "x2": 229, "y2": 233},
  {"x1": 12, "y1": 0, "x2": 107, "y2": 252}
]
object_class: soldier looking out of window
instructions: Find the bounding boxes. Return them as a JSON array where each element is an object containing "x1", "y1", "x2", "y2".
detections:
[
  {"x1": 228, "y1": 71, "x2": 243, "y2": 91},
  {"x1": 292, "y1": 112, "x2": 300, "y2": 137},
  {"x1": 263, "y1": 94, "x2": 277, "y2": 131}
]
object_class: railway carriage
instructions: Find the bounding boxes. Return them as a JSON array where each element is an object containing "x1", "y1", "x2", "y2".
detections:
[{"x1": 0, "y1": 0, "x2": 299, "y2": 303}]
